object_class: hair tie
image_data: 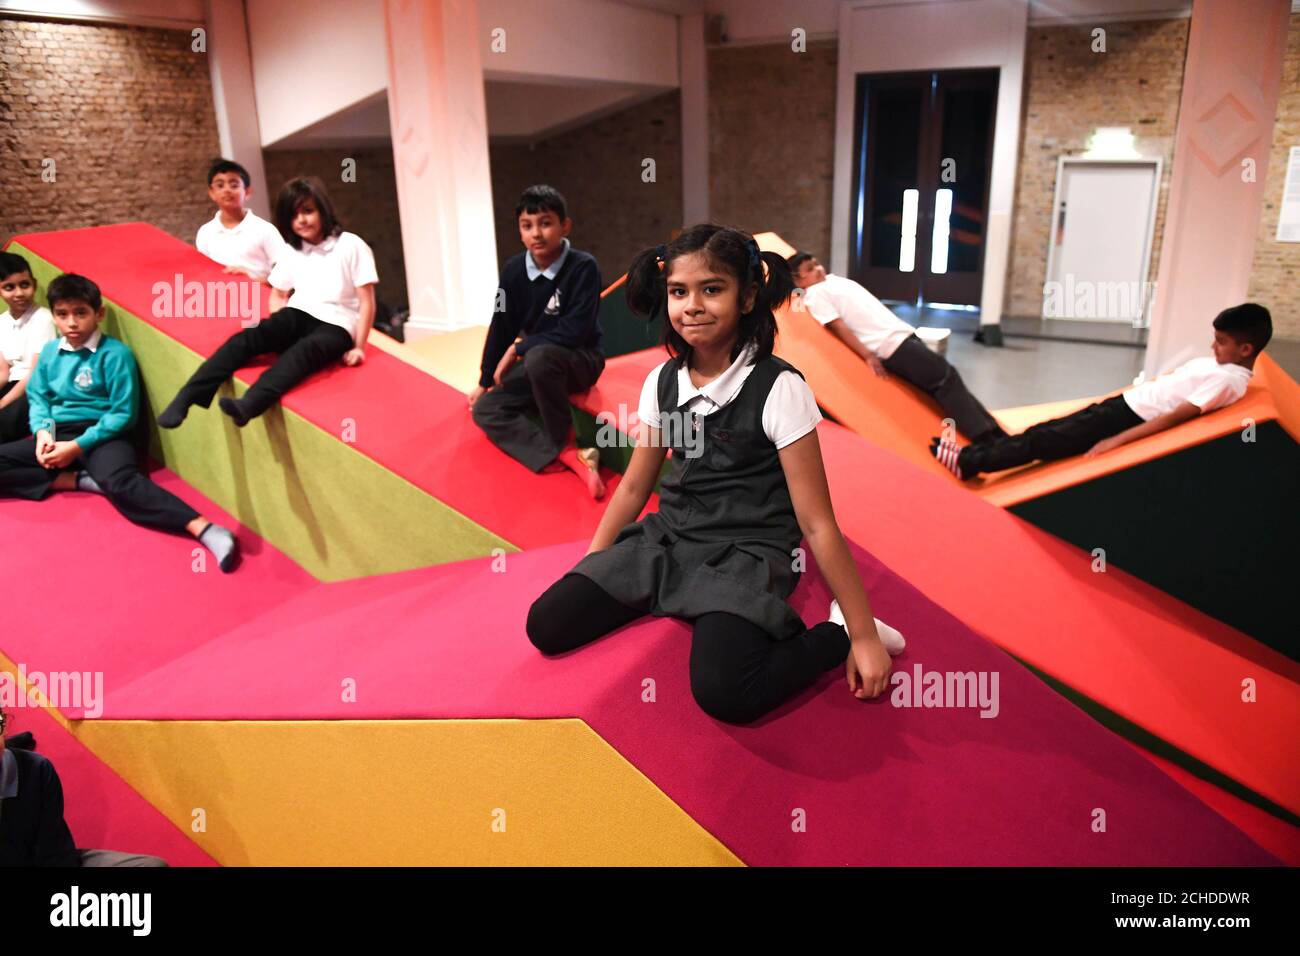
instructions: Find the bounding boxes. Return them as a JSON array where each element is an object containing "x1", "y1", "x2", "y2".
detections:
[
  {"x1": 654, "y1": 243, "x2": 667, "y2": 263},
  {"x1": 745, "y1": 238, "x2": 762, "y2": 280}
]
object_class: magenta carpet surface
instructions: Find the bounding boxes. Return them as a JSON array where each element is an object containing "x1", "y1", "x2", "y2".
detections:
[{"x1": 0, "y1": 476, "x2": 1278, "y2": 865}]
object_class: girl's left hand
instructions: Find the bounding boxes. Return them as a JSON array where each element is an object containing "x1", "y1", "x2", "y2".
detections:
[
  {"x1": 847, "y1": 635, "x2": 892, "y2": 700},
  {"x1": 343, "y1": 348, "x2": 366, "y2": 367}
]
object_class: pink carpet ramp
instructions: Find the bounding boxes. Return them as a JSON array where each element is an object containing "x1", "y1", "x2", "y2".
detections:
[
  {"x1": 9, "y1": 224, "x2": 622, "y2": 551},
  {"x1": 3, "y1": 706, "x2": 216, "y2": 866},
  {"x1": 0, "y1": 485, "x2": 1277, "y2": 864}
]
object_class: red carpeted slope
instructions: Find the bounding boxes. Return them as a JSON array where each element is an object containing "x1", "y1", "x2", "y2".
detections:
[
  {"x1": 8, "y1": 224, "x2": 625, "y2": 550},
  {"x1": 3, "y1": 706, "x2": 216, "y2": 866},
  {"x1": 574, "y1": 351, "x2": 1300, "y2": 819},
  {"x1": 0, "y1": 486, "x2": 1278, "y2": 865}
]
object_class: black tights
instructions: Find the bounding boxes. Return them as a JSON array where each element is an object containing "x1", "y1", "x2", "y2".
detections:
[{"x1": 527, "y1": 573, "x2": 849, "y2": 724}]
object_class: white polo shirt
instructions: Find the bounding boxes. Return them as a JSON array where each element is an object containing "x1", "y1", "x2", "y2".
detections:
[
  {"x1": 1123, "y1": 356, "x2": 1253, "y2": 422},
  {"x1": 800, "y1": 273, "x2": 915, "y2": 360},
  {"x1": 196, "y1": 210, "x2": 286, "y2": 281},
  {"x1": 0, "y1": 305, "x2": 56, "y2": 382},
  {"x1": 267, "y1": 231, "x2": 379, "y2": 338},
  {"x1": 638, "y1": 344, "x2": 822, "y2": 450}
]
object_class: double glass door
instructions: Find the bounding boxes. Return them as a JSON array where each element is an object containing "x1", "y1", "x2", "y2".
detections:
[{"x1": 850, "y1": 69, "x2": 998, "y2": 307}]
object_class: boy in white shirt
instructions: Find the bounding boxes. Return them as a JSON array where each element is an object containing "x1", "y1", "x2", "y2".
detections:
[
  {"x1": 0, "y1": 252, "x2": 57, "y2": 441},
  {"x1": 933, "y1": 303, "x2": 1271, "y2": 481},
  {"x1": 788, "y1": 253, "x2": 1004, "y2": 441},
  {"x1": 195, "y1": 159, "x2": 285, "y2": 282}
]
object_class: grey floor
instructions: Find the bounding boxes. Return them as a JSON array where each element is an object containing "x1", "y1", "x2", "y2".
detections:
[{"x1": 889, "y1": 304, "x2": 1300, "y2": 410}]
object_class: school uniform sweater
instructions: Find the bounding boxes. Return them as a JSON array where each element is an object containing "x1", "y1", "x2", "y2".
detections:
[
  {"x1": 478, "y1": 247, "x2": 603, "y2": 388},
  {"x1": 26, "y1": 332, "x2": 138, "y2": 452}
]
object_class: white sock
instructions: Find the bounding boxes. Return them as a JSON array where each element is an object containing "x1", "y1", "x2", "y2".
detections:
[{"x1": 829, "y1": 599, "x2": 906, "y2": 656}]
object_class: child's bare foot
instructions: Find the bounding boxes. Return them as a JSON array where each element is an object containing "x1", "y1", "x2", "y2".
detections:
[{"x1": 556, "y1": 446, "x2": 605, "y2": 500}]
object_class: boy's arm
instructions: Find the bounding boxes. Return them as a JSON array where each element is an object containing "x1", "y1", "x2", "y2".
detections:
[
  {"x1": 1086, "y1": 400, "x2": 1200, "y2": 457},
  {"x1": 824, "y1": 318, "x2": 888, "y2": 377},
  {"x1": 73, "y1": 349, "x2": 138, "y2": 453},
  {"x1": 26, "y1": 351, "x2": 53, "y2": 436},
  {"x1": 478, "y1": 281, "x2": 521, "y2": 389},
  {"x1": 0, "y1": 357, "x2": 36, "y2": 408},
  {"x1": 514, "y1": 258, "x2": 601, "y2": 355}
]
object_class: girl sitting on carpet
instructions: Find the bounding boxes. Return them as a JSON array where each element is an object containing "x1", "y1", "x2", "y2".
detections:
[
  {"x1": 526, "y1": 224, "x2": 905, "y2": 724},
  {"x1": 157, "y1": 176, "x2": 378, "y2": 429}
]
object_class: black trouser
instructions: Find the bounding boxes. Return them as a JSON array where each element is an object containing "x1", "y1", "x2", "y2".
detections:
[
  {"x1": 0, "y1": 421, "x2": 200, "y2": 532},
  {"x1": 472, "y1": 344, "x2": 604, "y2": 472},
  {"x1": 882, "y1": 334, "x2": 1003, "y2": 441},
  {"x1": 527, "y1": 573, "x2": 849, "y2": 725},
  {"x1": 0, "y1": 381, "x2": 31, "y2": 443},
  {"x1": 960, "y1": 394, "x2": 1142, "y2": 475},
  {"x1": 169, "y1": 307, "x2": 353, "y2": 418}
]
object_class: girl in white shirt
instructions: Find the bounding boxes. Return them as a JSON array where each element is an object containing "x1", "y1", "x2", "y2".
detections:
[
  {"x1": 527, "y1": 224, "x2": 904, "y2": 724},
  {"x1": 0, "y1": 253, "x2": 57, "y2": 441},
  {"x1": 158, "y1": 177, "x2": 377, "y2": 429}
]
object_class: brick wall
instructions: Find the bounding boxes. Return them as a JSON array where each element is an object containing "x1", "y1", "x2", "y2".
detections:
[
  {"x1": 261, "y1": 147, "x2": 408, "y2": 313},
  {"x1": 707, "y1": 39, "x2": 838, "y2": 260},
  {"x1": 0, "y1": 18, "x2": 219, "y2": 246},
  {"x1": 1248, "y1": 13, "x2": 1300, "y2": 341},
  {"x1": 488, "y1": 91, "x2": 683, "y2": 283}
]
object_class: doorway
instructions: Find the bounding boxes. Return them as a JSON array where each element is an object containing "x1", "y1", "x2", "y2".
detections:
[{"x1": 849, "y1": 69, "x2": 999, "y2": 308}]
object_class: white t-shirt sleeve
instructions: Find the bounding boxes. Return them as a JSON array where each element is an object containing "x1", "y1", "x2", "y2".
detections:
[
  {"x1": 195, "y1": 223, "x2": 211, "y2": 257},
  {"x1": 763, "y1": 371, "x2": 822, "y2": 449},
  {"x1": 348, "y1": 235, "x2": 379, "y2": 287},
  {"x1": 267, "y1": 252, "x2": 295, "y2": 293},
  {"x1": 637, "y1": 362, "x2": 667, "y2": 431},
  {"x1": 32, "y1": 307, "x2": 55, "y2": 347},
  {"x1": 262, "y1": 223, "x2": 287, "y2": 271},
  {"x1": 802, "y1": 286, "x2": 840, "y2": 327}
]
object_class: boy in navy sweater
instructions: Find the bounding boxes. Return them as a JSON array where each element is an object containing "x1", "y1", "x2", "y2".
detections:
[
  {"x1": 469, "y1": 185, "x2": 607, "y2": 498},
  {"x1": 0, "y1": 274, "x2": 239, "y2": 571}
]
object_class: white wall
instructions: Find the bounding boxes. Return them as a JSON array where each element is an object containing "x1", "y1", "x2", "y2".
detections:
[
  {"x1": 0, "y1": 0, "x2": 203, "y2": 27},
  {"x1": 704, "y1": 0, "x2": 840, "y2": 42},
  {"x1": 245, "y1": 0, "x2": 388, "y2": 147},
  {"x1": 479, "y1": 0, "x2": 679, "y2": 86},
  {"x1": 831, "y1": 0, "x2": 1028, "y2": 325}
]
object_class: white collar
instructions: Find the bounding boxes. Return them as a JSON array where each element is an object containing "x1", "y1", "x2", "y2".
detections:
[
  {"x1": 212, "y1": 208, "x2": 254, "y2": 233},
  {"x1": 58, "y1": 329, "x2": 102, "y2": 353},
  {"x1": 675, "y1": 343, "x2": 758, "y2": 410},
  {"x1": 301, "y1": 233, "x2": 339, "y2": 255},
  {"x1": 4, "y1": 304, "x2": 38, "y2": 327},
  {"x1": 526, "y1": 238, "x2": 570, "y2": 281}
]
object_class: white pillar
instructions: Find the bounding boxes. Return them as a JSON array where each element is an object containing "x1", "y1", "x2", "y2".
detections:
[
  {"x1": 383, "y1": 0, "x2": 498, "y2": 338},
  {"x1": 679, "y1": 12, "x2": 709, "y2": 224},
  {"x1": 203, "y1": 0, "x2": 271, "y2": 220},
  {"x1": 1144, "y1": 0, "x2": 1290, "y2": 376}
]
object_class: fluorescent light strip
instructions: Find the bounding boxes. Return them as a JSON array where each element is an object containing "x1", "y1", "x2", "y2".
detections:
[
  {"x1": 899, "y1": 189, "x2": 918, "y2": 273},
  {"x1": 931, "y1": 188, "x2": 952, "y2": 274}
]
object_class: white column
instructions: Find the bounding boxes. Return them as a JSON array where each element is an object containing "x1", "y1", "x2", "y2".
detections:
[
  {"x1": 679, "y1": 12, "x2": 709, "y2": 224},
  {"x1": 1144, "y1": 0, "x2": 1290, "y2": 376},
  {"x1": 383, "y1": 0, "x2": 498, "y2": 338},
  {"x1": 203, "y1": 0, "x2": 271, "y2": 220}
]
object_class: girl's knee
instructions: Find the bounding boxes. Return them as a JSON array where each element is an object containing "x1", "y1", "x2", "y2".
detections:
[
  {"x1": 525, "y1": 595, "x2": 565, "y2": 655},
  {"x1": 690, "y1": 668, "x2": 761, "y2": 725}
]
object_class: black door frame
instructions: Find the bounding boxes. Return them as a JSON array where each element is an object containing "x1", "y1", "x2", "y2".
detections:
[{"x1": 849, "y1": 68, "x2": 999, "y2": 307}]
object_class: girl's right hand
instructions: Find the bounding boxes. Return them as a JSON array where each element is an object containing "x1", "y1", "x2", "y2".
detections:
[
  {"x1": 467, "y1": 385, "x2": 487, "y2": 407},
  {"x1": 847, "y1": 635, "x2": 893, "y2": 700}
]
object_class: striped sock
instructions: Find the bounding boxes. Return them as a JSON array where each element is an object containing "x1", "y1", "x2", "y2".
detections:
[{"x1": 930, "y1": 437, "x2": 968, "y2": 479}]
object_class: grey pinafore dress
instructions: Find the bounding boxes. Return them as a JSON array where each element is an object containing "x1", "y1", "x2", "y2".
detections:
[{"x1": 570, "y1": 353, "x2": 808, "y2": 640}]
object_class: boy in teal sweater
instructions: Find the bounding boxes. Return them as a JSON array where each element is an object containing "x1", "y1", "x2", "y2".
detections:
[{"x1": 0, "y1": 274, "x2": 239, "y2": 571}]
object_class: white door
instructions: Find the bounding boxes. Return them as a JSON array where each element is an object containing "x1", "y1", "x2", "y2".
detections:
[{"x1": 1047, "y1": 160, "x2": 1158, "y2": 323}]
